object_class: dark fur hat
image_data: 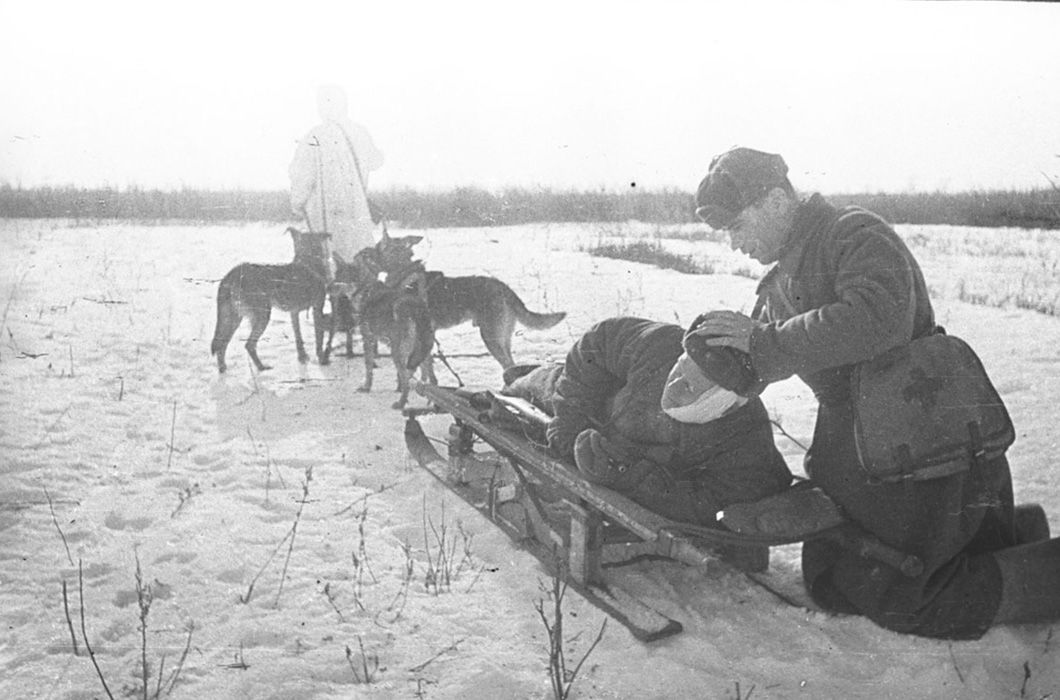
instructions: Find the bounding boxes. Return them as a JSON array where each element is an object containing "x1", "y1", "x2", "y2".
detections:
[{"x1": 695, "y1": 147, "x2": 791, "y2": 229}]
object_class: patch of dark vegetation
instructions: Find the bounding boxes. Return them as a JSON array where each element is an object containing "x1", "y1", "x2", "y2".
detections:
[
  {"x1": 957, "y1": 279, "x2": 1060, "y2": 318},
  {"x1": 587, "y1": 241, "x2": 714, "y2": 275}
]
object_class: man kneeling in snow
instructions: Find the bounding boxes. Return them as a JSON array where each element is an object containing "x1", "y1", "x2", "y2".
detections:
[{"x1": 501, "y1": 316, "x2": 792, "y2": 526}]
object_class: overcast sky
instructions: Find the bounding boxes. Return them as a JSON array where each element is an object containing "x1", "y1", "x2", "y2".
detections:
[{"x1": 2, "y1": 1, "x2": 1059, "y2": 195}]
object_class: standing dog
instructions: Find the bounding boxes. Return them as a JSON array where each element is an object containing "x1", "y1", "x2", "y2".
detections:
[
  {"x1": 328, "y1": 246, "x2": 385, "y2": 358},
  {"x1": 327, "y1": 242, "x2": 436, "y2": 407},
  {"x1": 328, "y1": 229, "x2": 426, "y2": 357},
  {"x1": 375, "y1": 235, "x2": 567, "y2": 370},
  {"x1": 346, "y1": 280, "x2": 437, "y2": 409},
  {"x1": 211, "y1": 228, "x2": 332, "y2": 372},
  {"x1": 415, "y1": 271, "x2": 566, "y2": 369}
]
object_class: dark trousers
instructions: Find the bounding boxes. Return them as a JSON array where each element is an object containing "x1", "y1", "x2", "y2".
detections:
[{"x1": 803, "y1": 401, "x2": 1017, "y2": 639}]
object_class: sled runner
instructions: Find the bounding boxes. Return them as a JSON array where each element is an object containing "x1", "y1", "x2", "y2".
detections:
[{"x1": 403, "y1": 383, "x2": 922, "y2": 642}]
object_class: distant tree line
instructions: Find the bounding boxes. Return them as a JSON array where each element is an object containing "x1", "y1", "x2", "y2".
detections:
[
  {"x1": 0, "y1": 183, "x2": 1057, "y2": 229},
  {"x1": 828, "y1": 189, "x2": 1060, "y2": 231}
]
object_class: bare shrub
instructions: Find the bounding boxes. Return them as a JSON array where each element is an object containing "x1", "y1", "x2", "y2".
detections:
[
  {"x1": 238, "y1": 466, "x2": 313, "y2": 606},
  {"x1": 344, "y1": 636, "x2": 381, "y2": 684},
  {"x1": 64, "y1": 557, "x2": 193, "y2": 700},
  {"x1": 586, "y1": 240, "x2": 714, "y2": 275},
  {"x1": 534, "y1": 556, "x2": 607, "y2": 700},
  {"x1": 421, "y1": 497, "x2": 477, "y2": 595}
]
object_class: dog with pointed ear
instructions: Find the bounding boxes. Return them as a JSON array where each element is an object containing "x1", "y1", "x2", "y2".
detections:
[
  {"x1": 376, "y1": 231, "x2": 423, "y2": 273},
  {"x1": 211, "y1": 228, "x2": 333, "y2": 373},
  {"x1": 325, "y1": 230, "x2": 426, "y2": 356}
]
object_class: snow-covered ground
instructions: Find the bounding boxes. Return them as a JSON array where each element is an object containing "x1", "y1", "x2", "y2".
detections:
[{"x1": 1, "y1": 219, "x2": 1057, "y2": 699}]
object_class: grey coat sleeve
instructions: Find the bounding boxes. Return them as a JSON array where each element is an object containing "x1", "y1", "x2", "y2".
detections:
[{"x1": 750, "y1": 221, "x2": 918, "y2": 381}]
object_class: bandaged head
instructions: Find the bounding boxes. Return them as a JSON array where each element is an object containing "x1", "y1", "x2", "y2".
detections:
[{"x1": 660, "y1": 352, "x2": 748, "y2": 424}]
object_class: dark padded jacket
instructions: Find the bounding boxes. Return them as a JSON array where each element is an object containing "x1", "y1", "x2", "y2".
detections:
[
  {"x1": 748, "y1": 195, "x2": 1015, "y2": 640},
  {"x1": 749, "y1": 194, "x2": 936, "y2": 404},
  {"x1": 545, "y1": 317, "x2": 792, "y2": 518}
]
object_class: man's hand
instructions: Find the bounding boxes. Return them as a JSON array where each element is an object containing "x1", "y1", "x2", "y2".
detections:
[{"x1": 688, "y1": 310, "x2": 763, "y2": 354}]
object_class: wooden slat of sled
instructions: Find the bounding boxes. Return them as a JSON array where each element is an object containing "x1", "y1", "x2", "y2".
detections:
[
  {"x1": 404, "y1": 416, "x2": 684, "y2": 641},
  {"x1": 417, "y1": 383, "x2": 755, "y2": 549}
]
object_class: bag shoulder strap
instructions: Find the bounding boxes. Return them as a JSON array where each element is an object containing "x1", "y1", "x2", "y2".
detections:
[{"x1": 339, "y1": 127, "x2": 371, "y2": 202}]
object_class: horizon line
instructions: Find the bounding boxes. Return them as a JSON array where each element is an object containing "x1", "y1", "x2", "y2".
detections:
[{"x1": 2, "y1": 181, "x2": 1057, "y2": 198}]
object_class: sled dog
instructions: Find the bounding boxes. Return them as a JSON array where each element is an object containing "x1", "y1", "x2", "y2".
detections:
[
  {"x1": 210, "y1": 228, "x2": 331, "y2": 373},
  {"x1": 328, "y1": 231, "x2": 426, "y2": 356},
  {"x1": 368, "y1": 236, "x2": 568, "y2": 370},
  {"x1": 344, "y1": 280, "x2": 437, "y2": 409},
  {"x1": 328, "y1": 246, "x2": 385, "y2": 358},
  {"x1": 421, "y1": 272, "x2": 566, "y2": 369}
]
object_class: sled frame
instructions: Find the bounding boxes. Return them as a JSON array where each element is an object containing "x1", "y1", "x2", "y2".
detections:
[{"x1": 404, "y1": 383, "x2": 922, "y2": 641}]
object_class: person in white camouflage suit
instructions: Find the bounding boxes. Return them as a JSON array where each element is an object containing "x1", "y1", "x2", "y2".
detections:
[{"x1": 289, "y1": 84, "x2": 384, "y2": 261}]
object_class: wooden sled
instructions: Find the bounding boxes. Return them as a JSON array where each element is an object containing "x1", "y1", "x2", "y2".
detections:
[{"x1": 404, "y1": 382, "x2": 922, "y2": 642}]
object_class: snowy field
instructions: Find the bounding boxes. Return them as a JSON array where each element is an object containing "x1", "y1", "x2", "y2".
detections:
[{"x1": 1, "y1": 218, "x2": 1058, "y2": 699}]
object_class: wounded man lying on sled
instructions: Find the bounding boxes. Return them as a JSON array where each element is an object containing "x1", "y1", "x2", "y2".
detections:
[{"x1": 500, "y1": 315, "x2": 795, "y2": 527}]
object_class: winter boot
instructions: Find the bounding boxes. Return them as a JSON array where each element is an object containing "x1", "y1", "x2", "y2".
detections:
[
  {"x1": 1014, "y1": 503, "x2": 1050, "y2": 544},
  {"x1": 990, "y1": 537, "x2": 1060, "y2": 625}
]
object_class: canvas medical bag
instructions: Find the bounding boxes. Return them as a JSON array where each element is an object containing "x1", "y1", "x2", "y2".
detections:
[{"x1": 851, "y1": 331, "x2": 1014, "y2": 483}]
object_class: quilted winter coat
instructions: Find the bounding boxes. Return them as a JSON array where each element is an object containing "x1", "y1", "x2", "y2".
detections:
[{"x1": 541, "y1": 317, "x2": 792, "y2": 524}]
